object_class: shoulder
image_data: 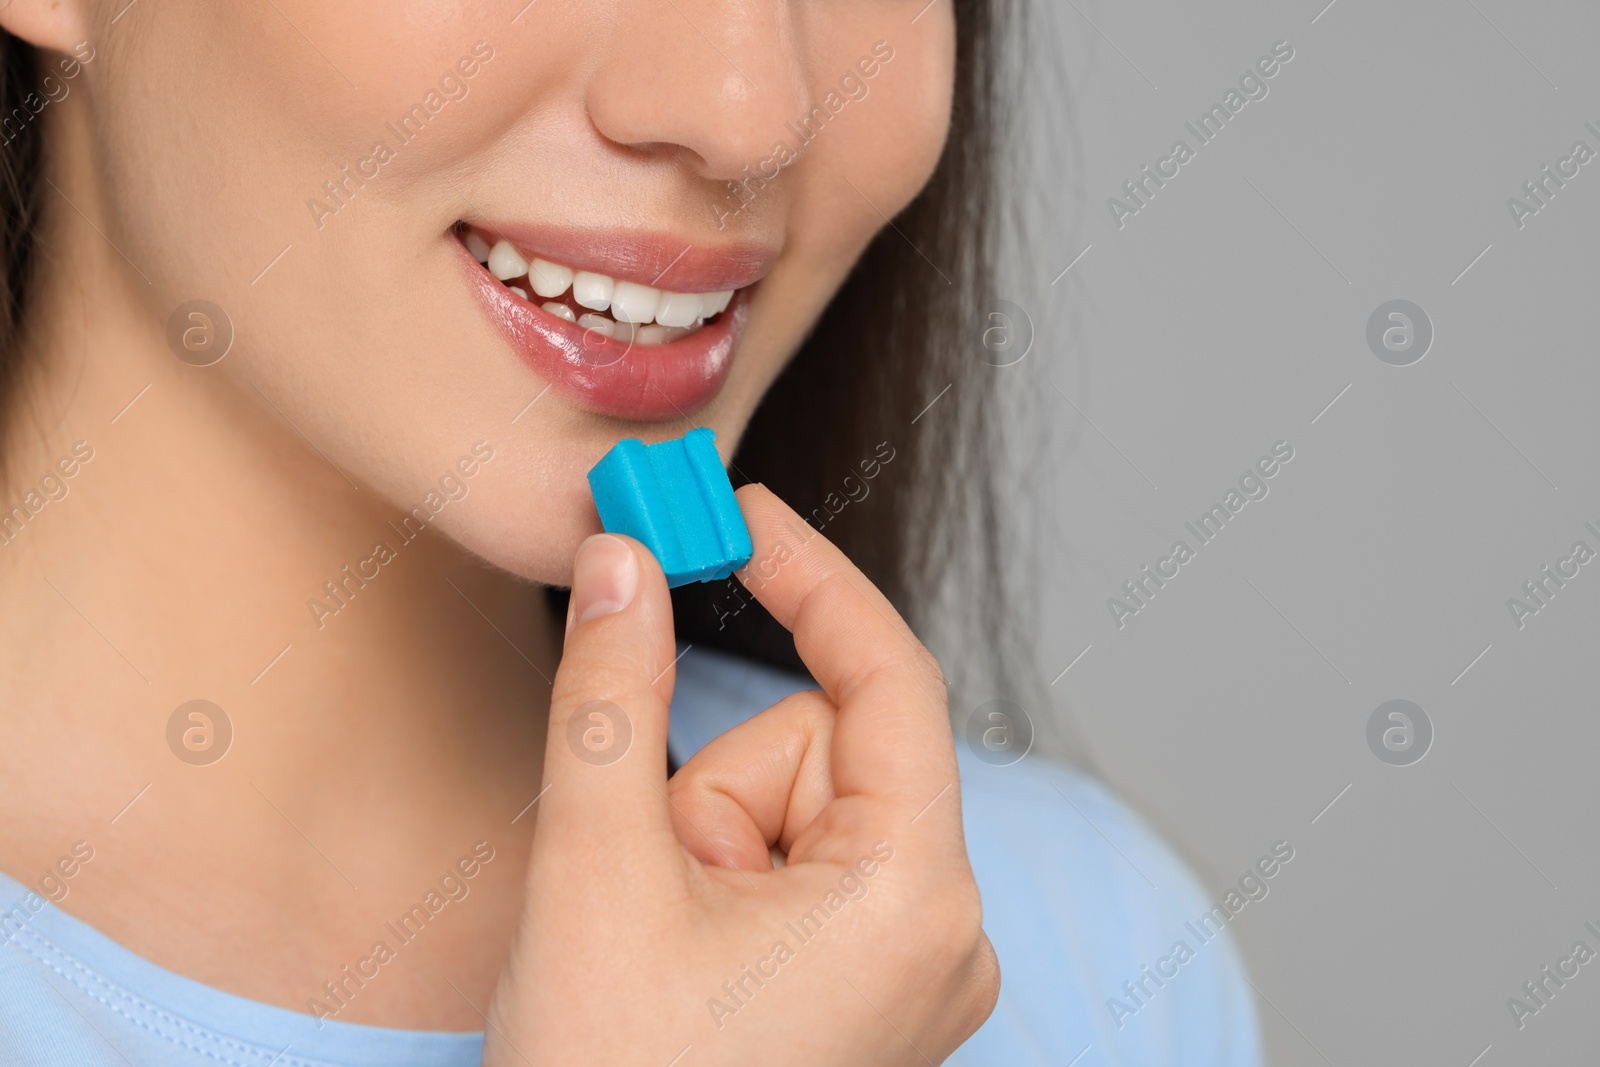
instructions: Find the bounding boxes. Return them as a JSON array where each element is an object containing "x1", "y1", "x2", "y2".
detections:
[
  {"x1": 950, "y1": 753, "x2": 1262, "y2": 1066},
  {"x1": 669, "y1": 648, "x2": 1263, "y2": 1067}
]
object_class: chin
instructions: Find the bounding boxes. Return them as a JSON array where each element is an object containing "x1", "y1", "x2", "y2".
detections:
[{"x1": 421, "y1": 401, "x2": 761, "y2": 589}]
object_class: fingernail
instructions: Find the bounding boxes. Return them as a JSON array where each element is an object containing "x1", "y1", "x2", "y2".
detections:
[{"x1": 570, "y1": 534, "x2": 638, "y2": 629}]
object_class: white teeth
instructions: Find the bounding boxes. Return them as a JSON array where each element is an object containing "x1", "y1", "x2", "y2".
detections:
[
  {"x1": 633, "y1": 325, "x2": 694, "y2": 346},
  {"x1": 654, "y1": 291, "x2": 702, "y2": 328},
  {"x1": 528, "y1": 258, "x2": 573, "y2": 299},
  {"x1": 470, "y1": 230, "x2": 738, "y2": 340},
  {"x1": 572, "y1": 271, "x2": 614, "y2": 312},
  {"x1": 488, "y1": 240, "x2": 528, "y2": 281},
  {"x1": 610, "y1": 281, "x2": 661, "y2": 324}
]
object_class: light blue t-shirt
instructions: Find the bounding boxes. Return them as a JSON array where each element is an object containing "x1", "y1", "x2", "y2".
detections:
[{"x1": 0, "y1": 648, "x2": 1261, "y2": 1066}]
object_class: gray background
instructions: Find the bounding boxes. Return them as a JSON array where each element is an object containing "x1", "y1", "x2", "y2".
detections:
[{"x1": 998, "y1": 0, "x2": 1600, "y2": 1063}]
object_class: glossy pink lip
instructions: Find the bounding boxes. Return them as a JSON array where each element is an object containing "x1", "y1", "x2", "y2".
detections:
[{"x1": 457, "y1": 230, "x2": 770, "y2": 421}]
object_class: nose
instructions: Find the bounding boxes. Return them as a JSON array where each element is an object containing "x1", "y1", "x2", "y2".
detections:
[{"x1": 584, "y1": 0, "x2": 813, "y2": 183}]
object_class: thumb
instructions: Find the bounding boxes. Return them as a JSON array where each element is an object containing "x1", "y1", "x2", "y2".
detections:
[{"x1": 533, "y1": 533, "x2": 679, "y2": 864}]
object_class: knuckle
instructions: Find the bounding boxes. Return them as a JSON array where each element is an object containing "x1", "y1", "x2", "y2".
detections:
[
  {"x1": 964, "y1": 935, "x2": 1002, "y2": 1026},
  {"x1": 850, "y1": 644, "x2": 947, "y2": 711},
  {"x1": 773, "y1": 688, "x2": 837, "y2": 733},
  {"x1": 665, "y1": 761, "x2": 718, "y2": 808},
  {"x1": 665, "y1": 764, "x2": 694, "y2": 798}
]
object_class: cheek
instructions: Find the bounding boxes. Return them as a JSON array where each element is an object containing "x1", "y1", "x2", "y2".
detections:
[
  {"x1": 89, "y1": 0, "x2": 519, "y2": 395},
  {"x1": 702, "y1": 15, "x2": 955, "y2": 463},
  {"x1": 728, "y1": 16, "x2": 952, "y2": 402},
  {"x1": 86, "y1": 1, "x2": 562, "y2": 542},
  {"x1": 866, "y1": 35, "x2": 958, "y2": 202},
  {"x1": 789, "y1": 20, "x2": 956, "y2": 262}
]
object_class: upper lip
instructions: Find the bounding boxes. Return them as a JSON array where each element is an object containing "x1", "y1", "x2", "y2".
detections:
[{"x1": 464, "y1": 223, "x2": 778, "y2": 293}]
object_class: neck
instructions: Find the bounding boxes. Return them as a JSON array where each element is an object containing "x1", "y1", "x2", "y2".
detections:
[{"x1": 0, "y1": 104, "x2": 554, "y2": 1026}]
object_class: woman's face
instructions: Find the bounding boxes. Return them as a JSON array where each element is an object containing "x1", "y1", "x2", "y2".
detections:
[{"x1": 65, "y1": 0, "x2": 953, "y2": 582}]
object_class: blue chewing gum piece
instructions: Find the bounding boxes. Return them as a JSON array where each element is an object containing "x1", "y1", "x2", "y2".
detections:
[{"x1": 586, "y1": 427, "x2": 753, "y2": 588}]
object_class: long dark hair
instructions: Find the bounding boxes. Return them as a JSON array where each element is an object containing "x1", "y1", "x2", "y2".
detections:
[{"x1": 0, "y1": 35, "x2": 40, "y2": 425}]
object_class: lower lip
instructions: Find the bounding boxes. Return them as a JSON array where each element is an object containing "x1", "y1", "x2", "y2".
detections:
[{"x1": 457, "y1": 240, "x2": 746, "y2": 421}]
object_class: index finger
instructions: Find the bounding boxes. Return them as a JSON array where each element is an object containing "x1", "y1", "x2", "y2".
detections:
[{"x1": 732, "y1": 484, "x2": 957, "y2": 807}]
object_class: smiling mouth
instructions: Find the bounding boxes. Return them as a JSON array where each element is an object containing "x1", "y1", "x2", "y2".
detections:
[
  {"x1": 456, "y1": 222, "x2": 772, "y2": 421},
  {"x1": 460, "y1": 224, "x2": 737, "y2": 346}
]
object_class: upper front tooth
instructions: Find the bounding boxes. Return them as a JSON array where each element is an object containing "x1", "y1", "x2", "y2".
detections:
[
  {"x1": 654, "y1": 291, "x2": 702, "y2": 328},
  {"x1": 528, "y1": 258, "x2": 573, "y2": 299},
  {"x1": 610, "y1": 281, "x2": 662, "y2": 324},
  {"x1": 572, "y1": 271, "x2": 614, "y2": 312},
  {"x1": 487, "y1": 240, "x2": 527, "y2": 281},
  {"x1": 465, "y1": 231, "x2": 492, "y2": 263},
  {"x1": 700, "y1": 290, "x2": 734, "y2": 317}
]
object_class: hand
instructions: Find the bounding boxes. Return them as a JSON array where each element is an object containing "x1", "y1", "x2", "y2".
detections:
[{"x1": 483, "y1": 484, "x2": 999, "y2": 1066}]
